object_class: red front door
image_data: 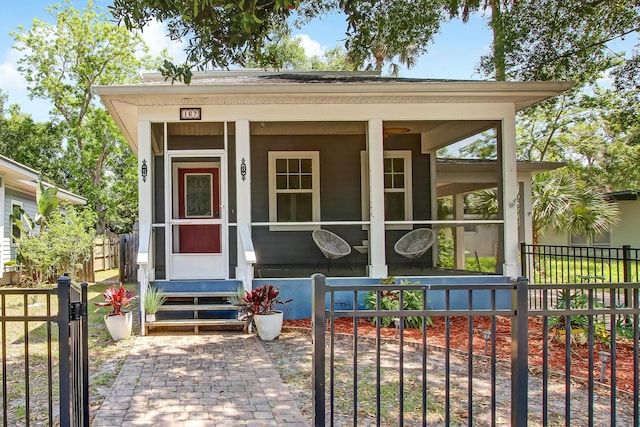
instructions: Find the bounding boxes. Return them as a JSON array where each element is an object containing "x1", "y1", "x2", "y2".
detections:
[{"x1": 177, "y1": 167, "x2": 221, "y2": 253}]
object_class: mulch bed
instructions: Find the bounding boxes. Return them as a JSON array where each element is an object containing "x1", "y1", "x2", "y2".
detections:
[{"x1": 284, "y1": 316, "x2": 637, "y2": 393}]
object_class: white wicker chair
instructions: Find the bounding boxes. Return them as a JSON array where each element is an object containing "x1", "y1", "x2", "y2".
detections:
[
  {"x1": 312, "y1": 229, "x2": 351, "y2": 270},
  {"x1": 394, "y1": 228, "x2": 436, "y2": 259}
]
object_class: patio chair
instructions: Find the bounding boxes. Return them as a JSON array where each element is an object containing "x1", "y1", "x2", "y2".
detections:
[
  {"x1": 312, "y1": 229, "x2": 351, "y2": 271},
  {"x1": 394, "y1": 228, "x2": 436, "y2": 259}
]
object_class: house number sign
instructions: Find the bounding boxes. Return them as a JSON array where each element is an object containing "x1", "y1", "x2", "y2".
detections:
[{"x1": 180, "y1": 107, "x2": 201, "y2": 120}]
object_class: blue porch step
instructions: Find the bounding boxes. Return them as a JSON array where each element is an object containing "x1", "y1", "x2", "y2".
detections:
[{"x1": 146, "y1": 280, "x2": 245, "y2": 334}]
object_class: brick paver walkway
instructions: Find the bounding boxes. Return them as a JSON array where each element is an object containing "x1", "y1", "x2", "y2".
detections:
[{"x1": 92, "y1": 333, "x2": 309, "y2": 427}]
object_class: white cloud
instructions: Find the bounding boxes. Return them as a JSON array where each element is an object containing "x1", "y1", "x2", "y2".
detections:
[
  {"x1": 293, "y1": 34, "x2": 325, "y2": 58},
  {"x1": 0, "y1": 48, "x2": 28, "y2": 91},
  {"x1": 137, "y1": 20, "x2": 187, "y2": 64}
]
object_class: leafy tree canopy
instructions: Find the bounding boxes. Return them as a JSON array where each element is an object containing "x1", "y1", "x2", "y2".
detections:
[{"x1": 110, "y1": 0, "x2": 447, "y2": 81}]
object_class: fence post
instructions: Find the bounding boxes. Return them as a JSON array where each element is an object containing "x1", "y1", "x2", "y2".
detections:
[
  {"x1": 511, "y1": 276, "x2": 529, "y2": 426},
  {"x1": 56, "y1": 274, "x2": 72, "y2": 427},
  {"x1": 311, "y1": 273, "x2": 326, "y2": 427},
  {"x1": 520, "y1": 242, "x2": 527, "y2": 279}
]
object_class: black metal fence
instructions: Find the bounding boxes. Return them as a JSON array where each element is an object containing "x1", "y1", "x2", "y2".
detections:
[
  {"x1": 521, "y1": 243, "x2": 640, "y2": 284},
  {"x1": 311, "y1": 274, "x2": 640, "y2": 427},
  {"x1": 0, "y1": 275, "x2": 89, "y2": 427}
]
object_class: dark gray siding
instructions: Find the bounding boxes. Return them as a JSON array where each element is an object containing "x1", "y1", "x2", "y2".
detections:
[{"x1": 250, "y1": 134, "x2": 433, "y2": 269}]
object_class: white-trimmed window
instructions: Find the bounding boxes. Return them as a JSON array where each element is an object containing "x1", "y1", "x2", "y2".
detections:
[
  {"x1": 10, "y1": 201, "x2": 23, "y2": 246},
  {"x1": 268, "y1": 151, "x2": 320, "y2": 230},
  {"x1": 361, "y1": 150, "x2": 413, "y2": 229}
]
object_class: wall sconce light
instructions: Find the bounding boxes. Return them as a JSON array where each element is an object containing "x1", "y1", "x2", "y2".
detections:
[
  {"x1": 141, "y1": 159, "x2": 148, "y2": 183},
  {"x1": 240, "y1": 158, "x2": 247, "y2": 181}
]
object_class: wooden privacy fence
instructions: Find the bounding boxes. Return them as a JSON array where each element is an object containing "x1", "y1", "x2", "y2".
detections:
[
  {"x1": 119, "y1": 233, "x2": 139, "y2": 283},
  {"x1": 93, "y1": 234, "x2": 119, "y2": 272}
]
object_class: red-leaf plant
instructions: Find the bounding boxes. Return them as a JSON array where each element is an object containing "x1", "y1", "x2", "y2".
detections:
[
  {"x1": 94, "y1": 283, "x2": 138, "y2": 316},
  {"x1": 236, "y1": 284, "x2": 293, "y2": 332}
]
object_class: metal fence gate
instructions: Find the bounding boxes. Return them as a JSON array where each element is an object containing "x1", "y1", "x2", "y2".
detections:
[{"x1": 0, "y1": 275, "x2": 89, "y2": 427}]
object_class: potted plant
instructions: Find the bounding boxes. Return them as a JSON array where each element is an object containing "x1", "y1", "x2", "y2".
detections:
[
  {"x1": 143, "y1": 285, "x2": 166, "y2": 323},
  {"x1": 235, "y1": 284, "x2": 292, "y2": 341},
  {"x1": 94, "y1": 283, "x2": 137, "y2": 341}
]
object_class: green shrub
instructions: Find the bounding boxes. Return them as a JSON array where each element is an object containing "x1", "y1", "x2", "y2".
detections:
[
  {"x1": 17, "y1": 206, "x2": 96, "y2": 285},
  {"x1": 366, "y1": 277, "x2": 433, "y2": 329}
]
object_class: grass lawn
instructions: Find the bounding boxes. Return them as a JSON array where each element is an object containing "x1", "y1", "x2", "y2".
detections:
[{"x1": 0, "y1": 272, "x2": 138, "y2": 425}]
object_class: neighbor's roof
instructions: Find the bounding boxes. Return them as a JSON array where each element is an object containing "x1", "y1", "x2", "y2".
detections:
[{"x1": 0, "y1": 154, "x2": 86, "y2": 205}]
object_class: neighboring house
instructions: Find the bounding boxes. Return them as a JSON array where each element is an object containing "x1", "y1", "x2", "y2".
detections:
[
  {"x1": 0, "y1": 155, "x2": 86, "y2": 284},
  {"x1": 95, "y1": 70, "x2": 571, "y2": 326},
  {"x1": 539, "y1": 190, "x2": 639, "y2": 248}
]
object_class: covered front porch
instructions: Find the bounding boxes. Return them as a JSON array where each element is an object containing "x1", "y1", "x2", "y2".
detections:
[{"x1": 95, "y1": 71, "x2": 571, "y2": 330}]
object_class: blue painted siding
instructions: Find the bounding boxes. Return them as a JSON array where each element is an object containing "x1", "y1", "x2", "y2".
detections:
[{"x1": 254, "y1": 275, "x2": 512, "y2": 320}]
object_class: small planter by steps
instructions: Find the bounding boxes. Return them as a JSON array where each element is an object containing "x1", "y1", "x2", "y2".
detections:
[
  {"x1": 253, "y1": 310, "x2": 284, "y2": 341},
  {"x1": 235, "y1": 284, "x2": 292, "y2": 341},
  {"x1": 104, "y1": 312, "x2": 133, "y2": 341}
]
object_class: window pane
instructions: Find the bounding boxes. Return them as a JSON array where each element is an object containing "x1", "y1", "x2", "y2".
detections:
[
  {"x1": 385, "y1": 192, "x2": 405, "y2": 221},
  {"x1": 289, "y1": 175, "x2": 300, "y2": 189},
  {"x1": 384, "y1": 174, "x2": 392, "y2": 188},
  {"x1": 384, "y1": 158, "x2": 392, "y2": 173},
  {"x1": 294, "y1": 193, "x2": 313, "y2": 221},
  {"x1": 277, "y1": 194, "x2": 293, "y2": 221},
  {"x1": 301, "y1": 175, "x2": 312, "y2": 189},
  {"x1": 394, "y1": 174, "x2": 404, "y2": 189},
  {"x1": 393, "y1": 158, "x2": 404, "y2": 172},
  {"x1": 277, "y1": 193, "x2": 312, "y2": 222},
  {"x1": 276, "y1": 158, "x2": 287, "y2": 173},
  {"x1": 570, "y1": 234, "x2": 587, "y2": 245},
  {"x1": 289, "y1": 158, "x2": 299, "y2": 173},
  {"x1": 276, "y1": 175, "x2": 287, "y2": 189},
  {"x1": 301, "y1": 158, "x2": 312, "y2": 173},
  {"x1": 593, "y1": 231, "x2": 610, "y2": 246}
]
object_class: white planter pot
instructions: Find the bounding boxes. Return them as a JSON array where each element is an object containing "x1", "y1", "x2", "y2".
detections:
[
  {"x1": 145, "y1": 313, "x2": 156, "y2": 323},
  {"x1": 253, "y1": 311, "x2": 284, "y2": 341},
  {"x1": 104, "y1": 312, "x2": 133, "y2": 341}
]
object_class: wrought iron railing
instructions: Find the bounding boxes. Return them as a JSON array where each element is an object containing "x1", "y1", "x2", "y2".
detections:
[
  {"x1": 311, "y1": 275, "x2": 640, "y2": 427},
  {"x1": 0, "y1": 275, "x2": 89, "y2": 427}
]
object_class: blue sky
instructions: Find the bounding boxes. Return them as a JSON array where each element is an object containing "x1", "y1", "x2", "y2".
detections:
[{"x1": 0, "y1": 1, "x2": 493, "y2": 122}]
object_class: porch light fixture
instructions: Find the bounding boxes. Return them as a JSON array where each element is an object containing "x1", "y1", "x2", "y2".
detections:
[
  {"x1": 141, "y1": 159, "x2": 148, "y2": 183},
  {"x1": 240, "y1": 158, "x2": 247, "y2": 181},
  {"x1": 383, "y1": 127, "x2": 410, "y2": 139}
]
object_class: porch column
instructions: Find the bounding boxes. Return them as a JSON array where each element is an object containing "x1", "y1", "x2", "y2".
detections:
[
  {"x1": 453, "y1": 193, "x2": 466, "y2": 270},
  {"x1": 518, "y1": 179, "x2": 533, "y2": 246},
  {"x1": 235, "y1": 119, "x2": 254, "y2": 290},
  {"x1": 137, "y1": 120, "x2": 152, "y2": 335},
  {"x1": 367, "y1": 119, "x2": 388, "y2": 278},
  {"x1": 428, "y1": 151, "x2": 439, "y2": 267},
  {"x1": 500, "y1": 113, "x2": 520, "y2": 277}
]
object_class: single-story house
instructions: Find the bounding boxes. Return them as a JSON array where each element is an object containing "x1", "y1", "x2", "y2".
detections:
[
  {"x1": 0, "y1": 155, "x2": 86, "y2": 284},
  {"x1": 95, "y1": 70, "x2": 571, "y2": 331}
]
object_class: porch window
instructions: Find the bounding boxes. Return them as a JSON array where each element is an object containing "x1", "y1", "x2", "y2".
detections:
[
  {"x1": 361, "y1": 150, "x2": 413, "y2": 229},
  {"x1": 268, "y1": 151, "x2": 320, "y2": 230},
  {"x1": 10, "y1": 201, "x2": 23, "y2": 246}
]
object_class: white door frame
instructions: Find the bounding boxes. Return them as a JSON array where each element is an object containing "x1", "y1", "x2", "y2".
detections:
[{"x1": 165, "y1": 149, "x2": 229, "y2": 280}]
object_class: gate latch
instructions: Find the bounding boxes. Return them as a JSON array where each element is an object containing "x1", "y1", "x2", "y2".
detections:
[{"x1": 69, "y1": 301, "x2": 86, "y2": 321}]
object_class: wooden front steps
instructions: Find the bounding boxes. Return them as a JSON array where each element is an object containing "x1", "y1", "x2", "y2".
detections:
[{"x1": 145, "y1": 281, "x2": 245, "y2": 334}]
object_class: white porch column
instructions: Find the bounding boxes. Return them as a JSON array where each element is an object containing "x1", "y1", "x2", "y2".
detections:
[
  {"x1": 453, "y1": 193, "x2": 466, "y2": 270},
  {"x1": 367, "y1": 119, "x2": 388, "y2": 278},
  {"x1": 428, "y1": 151, "x2": 439, "y2": 267},
  {"x1": 137, "y1": 120, "x2": 152, "y2": 335},
  {"x1": 500, "y1": 113, "x2": 520, "y2": 277},
  {"x1": 235, "y1": 119, "x2": 254, "y2": 290}
]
